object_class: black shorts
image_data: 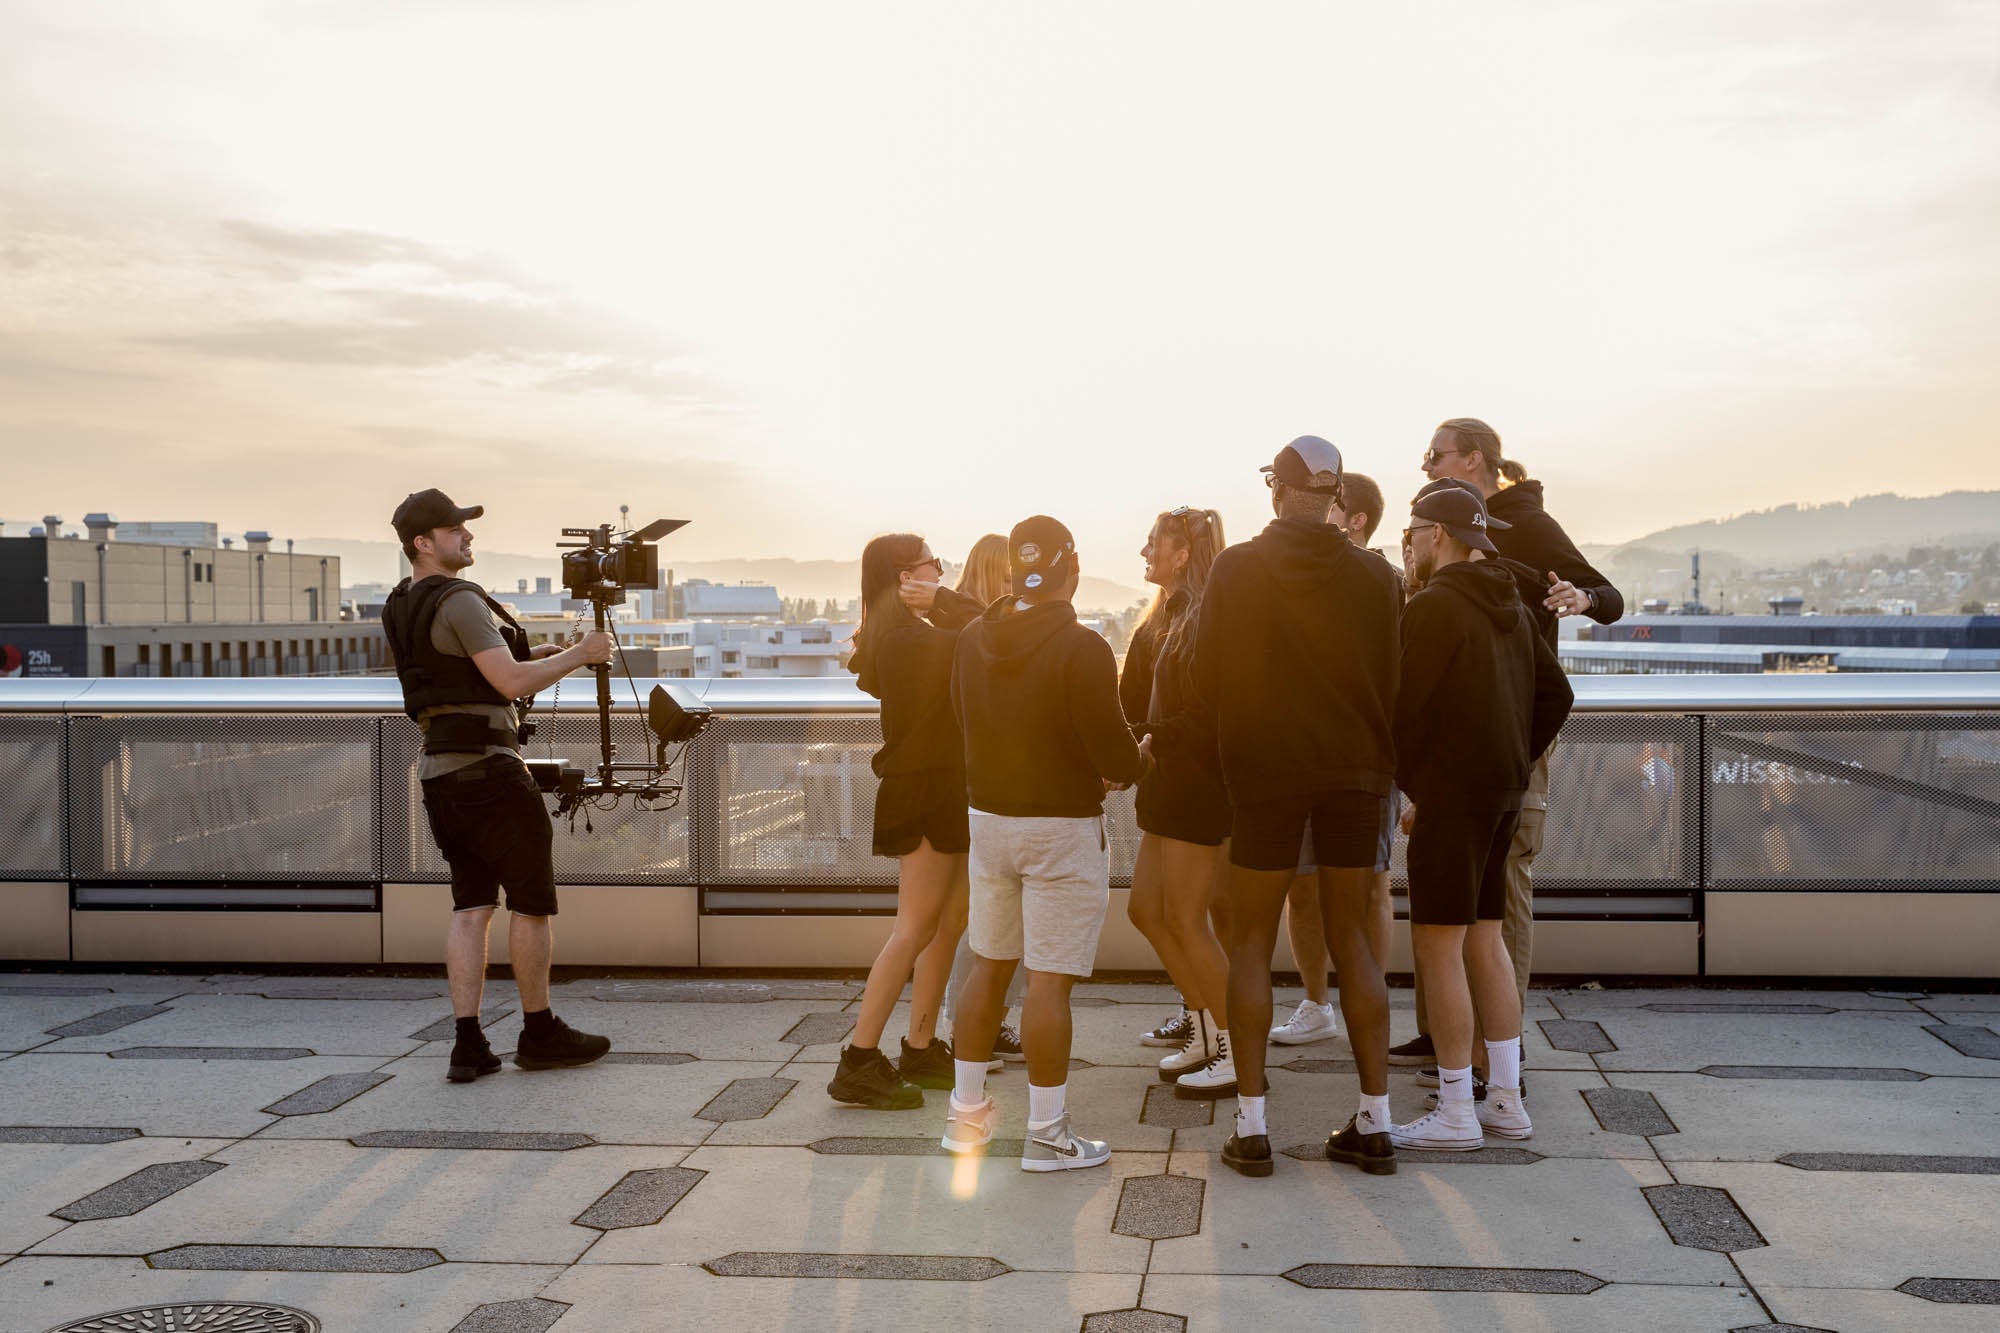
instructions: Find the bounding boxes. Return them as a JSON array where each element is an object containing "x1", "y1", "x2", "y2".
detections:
[
  {"x1": 1406, "y1": 806, "x2": 1519, "y2": 926},
  {"x1": 1297, "y1": 788, "x2": 1401, "y2": 875},
  {"x1": 1231, "y1": 789, "x2": 1385, "y2": 871},
  {"x1": 420, "y1": 755, "x2": 558, "y2": 916},
  {"x1": 872, "y1": 769, "x2": 971, "y2": 858},
  {"x1": 1135, "y1": 752, "x2": 1231, "y2": 848}
]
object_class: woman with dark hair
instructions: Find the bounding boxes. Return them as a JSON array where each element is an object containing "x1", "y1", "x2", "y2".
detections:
[
  {"x1": 827, "y1": 532, "x2": 983, "y2": 1109},
  {"x1": 1123, "y1": 506, "x2": 1239, "y2": 1097}
]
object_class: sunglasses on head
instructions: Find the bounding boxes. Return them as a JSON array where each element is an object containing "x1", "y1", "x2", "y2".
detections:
[{"x1": 1167, "y1": 505, "x2": 1210, "y2": 532}]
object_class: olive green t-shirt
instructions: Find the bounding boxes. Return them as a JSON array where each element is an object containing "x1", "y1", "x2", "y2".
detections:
[{"x1": 416, "y1": 588, "x2": 522, "y2": 780}]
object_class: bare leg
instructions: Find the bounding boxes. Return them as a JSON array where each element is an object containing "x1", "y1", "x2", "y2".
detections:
[
  {"x1": 851, "y1": 840, "x2": 955, "y2": 1050},
  {"x1": 1284, "y1": 874, "x2": 1329, "y2": 1004},
  {"x1": 507, "y1": 913, "x2": 553, "y2": 1012},
  {"x1": 951, "y1": 953, "x2": 1019, "y2": 1066},
  {"x1": 907, "y1": 856, "x2": 969, "y2": 1047},
  {"x1": 1318, "y1": 867, "x2": 1389, "y2": 1097},
  {"x1": 1020, "y1": 969, "x2": 1078, "y2": 1087},
  {"x1": 1465, "y1": 918, "x2": 1521, "y2": 1045},
  {"x1": 1160, "y1": 837, "x2": 1230, "y2": 1024},
  {"x1": 1367, "y1": 869, "x2": 1392, "y2": 969},
  {"x1": 1224, "y1": 866, "x2": 1292, "y2": 1097},
  {"x1": 1411, "y1": 923, "x2": 1473, "y2": 1071},
  {"x1": 447, "y1": 907, "x2": 495, "y2": 1018},
  {"x1": 1130, "y1": 834, "x2": 1207, "y2": 1009}
]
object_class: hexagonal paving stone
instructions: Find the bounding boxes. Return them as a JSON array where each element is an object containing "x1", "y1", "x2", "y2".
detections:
[
  {"x1": 1643, "y1": 1184, "x2": 1767, "y2": 1253},
  {"x1": 1111, "y1": 1174, "x2": 1203, "y2": 1241}
]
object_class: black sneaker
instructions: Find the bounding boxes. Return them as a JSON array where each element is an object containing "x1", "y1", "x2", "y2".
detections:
[
  {"x1": 446, "y1": 1036, "x2": 502, "y2": 1084},
  {"x1": 827, "y1": 1044, "x2": 924, "y2": 1110},
  {"x1": 1324, "y1": 1114, "x2": 1397, "y2": 1175},
  {"x1": 513, "y1": 1016, "x2": 612, "y2": 1071},
  {"x1": 1141, "y1": 1010, "x2": 1193, "y2": 1048},
  {"x1": 1387, "y1": 1034, "x2": 1435, "y2": 1066},
  {"x1": 994, "y1": 1023, "x2": 1026, "y2": 1063},
  {"x1": 1222, "y1": 1131, "x2": 1273, "y2": 1178},
  {"x1": 898, "y1": 1036, "x2": 955, "y2": 1090}
]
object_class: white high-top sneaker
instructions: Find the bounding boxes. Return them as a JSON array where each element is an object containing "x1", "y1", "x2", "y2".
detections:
[
  {"x1": 1174, "y1": 1027, "x2": 1238, "y2": 1098},
  {"x1": 1157, "y1": 1011, "x2": 1216, "y2": 1081},
  {"x1": 1476, "y1": 1086, "x2": 1533, "y2": 1140},
  {"x1": 1390, "y1": 1100, "x2": 1483, "y2": 1151}
]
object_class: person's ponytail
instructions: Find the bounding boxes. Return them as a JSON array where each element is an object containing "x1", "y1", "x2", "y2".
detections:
[{"x1": 1498, "y1": 458, "x2": 1529, "y2": 486}]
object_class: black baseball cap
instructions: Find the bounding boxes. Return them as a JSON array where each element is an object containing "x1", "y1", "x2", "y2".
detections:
[
  {"x1": 1009, "y1": 515, "x2": 1076, "y2": 593},
  {"x1": 1411, "y1": 478, "x2": 1510, "y2": 554},
  {"x1": 392, "y1": 489, "x2": 483, "y2": 542},
  {"x1": 1261, "y1": 435, "x2": 1343, "y2": 494}
]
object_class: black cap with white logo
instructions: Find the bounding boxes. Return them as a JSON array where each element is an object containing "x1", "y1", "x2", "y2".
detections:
[
  {"x1": 1009, "y1": 515, "x2": 1076, "y2": 593},
  {"x1": 1411, "y1": 478, "x2": 1510, "y2": 554}
]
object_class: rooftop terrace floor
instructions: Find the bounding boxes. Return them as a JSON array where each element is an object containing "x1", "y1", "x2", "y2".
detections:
[{"x1": 0, "y1": 972, "x2": 1996, "y2": 1332}]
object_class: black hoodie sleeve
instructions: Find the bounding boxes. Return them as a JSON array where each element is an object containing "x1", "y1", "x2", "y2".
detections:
[
  {"x1": 1393, "y1": 591, "x2": 1460, "y2": 791},
  {"x1": 1527, "y1": 628, "x2": 1574, "y2": 762},
  {"x1": 928, "y1": 586, "x2": 986, "y2": 631},
  {"x1": 1065, "y1": 631, "x2": 1150, "y2": 786},
  {"x1": 1191, "y1": 549, "x2": 1238, "y2": 711},
  {"x1": 1519, "y1": 511, "x2": 1623, "y2": 625},
  {"x1": 1120, "y1": 617, "x2": 1159, "y2": 732}
]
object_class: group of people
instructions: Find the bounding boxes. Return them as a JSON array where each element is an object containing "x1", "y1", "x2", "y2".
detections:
[{"x1": 832, "y1": 418, "x2": 1621, "y2": 1177}]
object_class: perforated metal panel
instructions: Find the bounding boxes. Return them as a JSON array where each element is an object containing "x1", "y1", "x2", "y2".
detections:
[
  {"x1": 695, "y1": 715, "x2": 895, "y2": 887},
  {"x1": 1706, "y1": 712, "x2": 2000, "y2": 890},
  {"x1": 383, "y1": 712, "x2": 691, "y2": 885},
  {"x1": 0, "y1": 715, "x2": 65, "y2": 879},
  {"x1": 66, "y1": 715, "x2": 377, "y2": 881}
]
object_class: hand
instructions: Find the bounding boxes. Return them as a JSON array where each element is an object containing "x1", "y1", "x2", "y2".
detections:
[
  {"x1": 1399, "y1": 801, "x2": 1416, "y2": 835},
  {"x1": 1543, "y1": 571, "x2": 1591, "y2": 617},
  {"x1": 577, "y1": 630, "x2": 616, "y2": 666},
  {"x1": 1137, "y1": 735, "x2": 1155, "y2": 762},
  {"x1": 898, "y1": 574, "x2": 940, "y2": 616}
]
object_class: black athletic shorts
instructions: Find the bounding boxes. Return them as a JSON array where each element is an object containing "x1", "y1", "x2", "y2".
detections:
[
  {"x1": 420, "y1": 755, "x2": 559, "y2": 916},
  {"x1": 1135, "y1": 750, "x2": 1231, "y2": 847},
  {"x1": 872, "y1": 768, "x2": 971, "y2": 858},
  {"x1": 1231, "y1": 789, "x2": 1385, "y2": 871},
  {"x1": 1406, "y1": 805, "x2": 1519, "y2": 926},
  {"x1": 1297, "y1": 788, "x2": 1401, "y2": 875}
]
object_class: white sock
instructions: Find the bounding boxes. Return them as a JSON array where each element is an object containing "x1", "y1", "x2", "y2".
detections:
[
  {"x1": 1358, "y1": 1092, "x2": 1391, "y2": 1132},
  {"x1": 1438, "y1": 1065, "x2": 1476, "y2": 1107},
  {"x1": 1235, "y1": 1094, "x2": 1267, "y2": 1137},
  {"x1": 1312, "y1": 998, "x2": 1334, "y2": 1014},
  {"x1": 1027, "y1": 1082, "x2": 1066, "y2": 1125},
  {"x1": 1486, "y1": 1036, "x2": 1522, "y2": 1090},
  {"x1": 952, "y1": 1059, "x2": 988, "y2": 1107}
]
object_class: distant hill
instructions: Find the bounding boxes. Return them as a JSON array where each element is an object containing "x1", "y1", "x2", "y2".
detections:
[
  {"x1": 315, "y1": 539, "x2": 1149, "y2": 613},
  {"x1": 1607, "y1": 491, "x2": 2000, "y2": 568}
]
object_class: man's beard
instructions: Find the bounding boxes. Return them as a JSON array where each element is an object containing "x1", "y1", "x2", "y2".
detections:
[{"x1": 1407, "y1": 549, "x2": 1434, "y2": 592}]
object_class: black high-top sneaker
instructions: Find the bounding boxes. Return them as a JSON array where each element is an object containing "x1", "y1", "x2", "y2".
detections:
[
  {"x1": 446, "y1": 1033, "x2": 503, "y2": 1084},
  {"x1": 1324, "y1": 1113, "x2": 1398, "y2": 1175},
  {"x1": 827, "y1": 1044, "x2": 924, "y2": 1110},
  {"x1": 513, "y1": 1015, "x2": 611, "y2": 1071},
  {"x1": 898, "y1": 1036, "x2": 955, "y2": 1090}
]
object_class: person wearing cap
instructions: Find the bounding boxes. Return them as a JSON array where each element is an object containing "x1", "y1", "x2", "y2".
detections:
[
  {"x1": 1390, "y1": 419, "x2": 1621, "y2": 1080},
  {"x1": 1388, "y1": 480, "x2": 1573, "y2": 1152},
  {"x1": 943, "y1": 515, "x2": 1152, "y2": 1172},
  {"x1": 382, "y1": 490, "x2": 616, "y2": 1083},
  {"x1": 1194, "y1": 437, "x2": 1402, "y2": 1178}
]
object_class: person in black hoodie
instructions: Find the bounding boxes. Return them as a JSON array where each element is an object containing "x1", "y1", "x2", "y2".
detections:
[
  {"x1": 942, "y1": 516, "x2": 1151, "y2": 1173},
  {"x1": 1389, "y1": 480, "x2": 1573, "y2": 1153},
  {"x1": 1391, "y1": 418, "x2": 1621, "y2": 1076},
  {"x1": 1194, "y1": 436, "x2": 1402, "y2": 1179},
  {"x1": 827, "y1": 532, "x2": 984, "y2": 1112}
]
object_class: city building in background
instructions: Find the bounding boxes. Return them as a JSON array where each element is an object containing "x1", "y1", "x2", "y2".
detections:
[
  {"x1": 1562, "y1": 612, "x2": 2000, "y2": 675},
  {"x1": 0, "y1": 514, "x2": 384, "y2": 678}
]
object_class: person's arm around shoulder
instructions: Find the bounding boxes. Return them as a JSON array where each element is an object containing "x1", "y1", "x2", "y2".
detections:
[{"x1": 1066, "y1": 630, "x2": 1151, "y2": 788}]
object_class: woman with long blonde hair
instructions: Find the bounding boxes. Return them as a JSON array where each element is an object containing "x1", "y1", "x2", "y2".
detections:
[{"x1": 1122, "y1": 506, "x2": 1238, "y2": 1098}]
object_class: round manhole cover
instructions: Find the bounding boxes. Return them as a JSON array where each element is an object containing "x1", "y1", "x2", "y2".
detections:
[{"x1": 46, "y1": 1305, "x2": 320, "y2": 1333}]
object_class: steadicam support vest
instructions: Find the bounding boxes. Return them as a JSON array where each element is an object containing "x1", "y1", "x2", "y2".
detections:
[{"x1": 381, "y1": 576, "x2": 534, "y2": 752}]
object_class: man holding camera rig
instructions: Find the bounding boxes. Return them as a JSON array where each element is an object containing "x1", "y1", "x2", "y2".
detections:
[{"x1": 383, "y1": 489, "x2": 616, "y2": 1084}]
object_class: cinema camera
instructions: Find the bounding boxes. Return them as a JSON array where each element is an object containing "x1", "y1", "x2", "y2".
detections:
[{"x1": 523, "y1": 518, "x2": 711, "y2": 817}]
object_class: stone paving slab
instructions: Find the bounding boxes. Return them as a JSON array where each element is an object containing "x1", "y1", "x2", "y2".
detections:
[
  {"x1": 1151, "y1": 1150, "x2": 1737, "y2": 1287},
  {"x1": 1671, "y1": 1161, "x2": 2000, "y2": 1290},
  {"x1": 1139, "y1": 1274, "x2": 1764, "y2": 1332},
  {"x1": 0, "y1": 994, "x2": 153, "y2": 1052},
  {"x1": 256, "y1": 1058, "x2": 786, "y2": 1147},
  {"x1": 1548, "y1": 987, "x2": 1929, "y2": 1014},
  {"x1": 581, "y1": 1145, "x2": 1163, "y2": 1273},
  {"x1": 0, "y1": 1053, "x2": 390, "y2": 1137},
  {"x1": 1603, "y1": 1072, "x2": 2000, "y2": 1163},
  {"x1": 539, "y1": 1264, "x2": 1143, "y2": 1332},
  {"x1": 0, "y1": 1137, "x2": 236, "y2": 1254},
  {"x1": 703, "y1": 1064, "x2": 1175, "y2": 1153},
  {"x1": 33, "y1": 1139, "x2": 696, "y2": 1266},
  {"x1": 0, "y1": 1256, "x2": 566, "y2": 1333},
  {"x1": 412, "y1": 997, "x2": 853, "y2": 1064},
  {"x1": 1919, "y1": 993, "x2": 2000, "y2": 1013},
  {"x1": 1760, "y1": 1285, "x2": 2000, "y2": 1333},
  {"x1": 1589, "y1": 1007, "x2": 2000, "y2": 1076}
]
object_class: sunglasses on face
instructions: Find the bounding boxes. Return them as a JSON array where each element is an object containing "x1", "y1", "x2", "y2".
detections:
[
  {"x1": 1401, "y1": 522, "x2": 1439, "y2": 545},
  {"x1": 1422, "y1": 448, "x2": 1469, "y2": 468}
]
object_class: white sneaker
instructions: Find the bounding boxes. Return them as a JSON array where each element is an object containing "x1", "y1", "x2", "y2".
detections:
[
  {"x1": 1021, "y1": 1113, "x2": 1111, "y2": 1172},
  {"x1": 1477, "y1": 1086, "x2": 1533, "y2": 1140},
  {"x1": 1390, "y1": 1103, "x2": 1483, "y2": 1151},
  {"x1": 1269, "y1": 999, "x2": 1339, "y2": 1045},
  {"x1": 1157, "y1": 1011, "x2": 1216, "y2": 1080},
  {"x1": 941, "y1": 1095, "x2": 997, "y2": 1154},
  {"x1": 1174, "y1": 1029, "x2": 1238, "y2": 1098}
]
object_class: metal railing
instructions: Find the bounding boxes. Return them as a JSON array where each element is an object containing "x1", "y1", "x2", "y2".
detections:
[{"x1": 2, "y1": 674, "x2": 1996, "y2": 916}]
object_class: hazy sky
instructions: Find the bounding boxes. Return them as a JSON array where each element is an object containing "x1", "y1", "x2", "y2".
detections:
[{"x1": 4, "y1": 1, "x2": 1996, "y2": 575}]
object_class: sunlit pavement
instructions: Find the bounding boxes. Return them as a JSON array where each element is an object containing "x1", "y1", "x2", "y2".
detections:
[{"x1": 1, "y1": 972, "x2": 1997, "y2": 1332}]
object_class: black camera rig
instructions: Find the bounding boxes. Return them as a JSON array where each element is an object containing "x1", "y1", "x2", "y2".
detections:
[{"x1": 523, "y1": 518, "x2": 711, "y2": 818}]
